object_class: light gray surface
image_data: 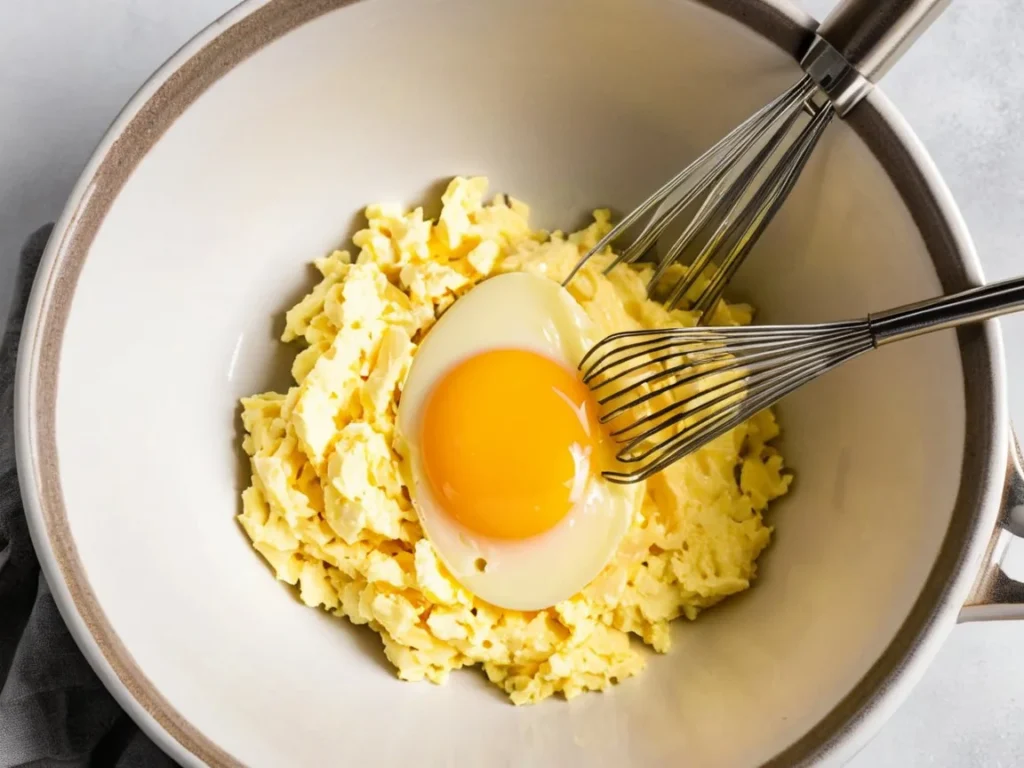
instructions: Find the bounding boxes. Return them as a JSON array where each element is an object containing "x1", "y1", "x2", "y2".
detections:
[{"x1": 1, "y1": 0, "x2": 1023, "y2": 765}]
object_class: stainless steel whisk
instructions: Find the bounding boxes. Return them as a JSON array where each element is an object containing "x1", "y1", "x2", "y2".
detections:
[
  {"x1": 564, "y1": 0, "x2": 949, "y2": 319},
  {"x1": 582, "y1": 277, "x2": 1024, "y2": 483}
]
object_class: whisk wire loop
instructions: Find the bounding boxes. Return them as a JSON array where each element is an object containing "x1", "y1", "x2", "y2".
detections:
[
  {"x1": 588, "y1": 272, "x2": 1024, "y2": 482},
  {"x1": 585, "y1": 320, "x2": 877, "y2": 484},
  {"x1": 601, "y1": 325, "x2": 871, "y2": 436},
  {"x1": 597, "y1": 327, "x2": 865, "y2": 423},
  {"x1": 562, "y1": 79, "x2": 817, "y2": 277},
  {"x1": 687, "y1": 102, "x2": 835, "y2": 315},
  {"x1": 562, "y1": 76, "x2": 834, "y2": 321}
]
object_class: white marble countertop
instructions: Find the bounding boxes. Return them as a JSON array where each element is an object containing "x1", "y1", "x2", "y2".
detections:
[{"x1": 3, "y1": 1, "x2": 1024, "y2": 765}]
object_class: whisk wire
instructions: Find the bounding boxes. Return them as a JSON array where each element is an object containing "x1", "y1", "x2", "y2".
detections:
[
  {"x1": 659, "y1": 99, "x2": 824, "y2": 311},
  {"x1": 687, "y1": 102, "x2": 835, "y2": 315},
  {"x1": 580, "y1": 321, "x2": 867, "y2": 390},
  {"x1": 604, "y1": 325, "x2": 871, "y2": 436},
  {"x1": 625, "y1": 79, "x2": 819, "y2": 278},
  {"x1": 608, "y1": 354, "x2": 830, "y2": 481},
  {"x1": 643, "y1": 95, "x2": 810, "y2": 296},
  {"x1": 597, "y1": 326, "x2": 867, "y2": 419},
  {"x1": 588, "y1": 270, "x2": 1024, "y2": 482},
  {"x1": 586, "y1": 321, "x2": 876, "y2": 484},
  {"x1": 603, "y1": 338, "x2": 872, "y2": 483},
  {"x1": 565, "y1": 0, "x2": 963, "y2": 481},
  {"x1": 561, "y1": 77, "x2": 819, "y2": 295}
]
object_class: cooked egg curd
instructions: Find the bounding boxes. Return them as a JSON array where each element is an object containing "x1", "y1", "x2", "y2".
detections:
[{"x1": 238, "y1": 177, "x2": 791, "y2": 704}]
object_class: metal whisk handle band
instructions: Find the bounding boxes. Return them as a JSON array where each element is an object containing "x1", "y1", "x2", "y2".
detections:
[
  {"x1": 803, "y1": 0, "x2": 950, "y2": 115},
  {"x1": 869, "y1": 276, "x2": 1024, "y2": 346},
  {"x1": 817, "y1": 0, "x2": 950, "y2": 81}
]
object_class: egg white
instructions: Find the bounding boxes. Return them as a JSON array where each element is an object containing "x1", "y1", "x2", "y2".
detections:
[{"x1": 396, "y1": 272, "x2": 640, "y2": 610}]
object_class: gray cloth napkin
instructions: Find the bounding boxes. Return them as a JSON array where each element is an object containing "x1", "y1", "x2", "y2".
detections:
[{"x1": 0, "y1": 226, "x2": 177, "y2": 768}]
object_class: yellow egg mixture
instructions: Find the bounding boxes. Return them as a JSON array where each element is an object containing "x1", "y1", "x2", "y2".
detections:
[{"x1": 238, "y1": 177, "x2": 791, "y2": 705}]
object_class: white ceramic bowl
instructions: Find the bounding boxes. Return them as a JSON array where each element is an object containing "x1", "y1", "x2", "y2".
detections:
[{"x1": 16, "y1": 1, "x2": 1024, "y2": 766}]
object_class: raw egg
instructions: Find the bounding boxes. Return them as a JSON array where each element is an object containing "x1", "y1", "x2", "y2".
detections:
[{"x1": 397, "y1": 272, "x2": 639, "y2": 610}]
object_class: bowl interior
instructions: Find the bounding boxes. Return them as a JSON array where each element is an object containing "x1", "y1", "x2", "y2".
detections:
[{"x1": 50, "y1": 0, "x2": 964, "y2": 765}]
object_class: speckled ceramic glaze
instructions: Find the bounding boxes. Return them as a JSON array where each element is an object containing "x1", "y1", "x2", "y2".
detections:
[{"x1": 14, "y1": 0, "x2": 1024, "y2": 766}]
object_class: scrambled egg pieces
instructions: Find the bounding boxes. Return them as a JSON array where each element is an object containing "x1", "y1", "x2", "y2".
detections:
[{"x1": 238, "y1": 177, "x2": 791, "y2": 704}]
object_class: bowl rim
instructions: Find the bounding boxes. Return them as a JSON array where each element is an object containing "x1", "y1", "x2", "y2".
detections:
[{"x1": 13, "y1": 0, "x2": 1008, "y2": 766}]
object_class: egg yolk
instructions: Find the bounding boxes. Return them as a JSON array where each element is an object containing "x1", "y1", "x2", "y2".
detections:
[{"x1": 420, "y1": 348, "x2": 603, "y2": 540}]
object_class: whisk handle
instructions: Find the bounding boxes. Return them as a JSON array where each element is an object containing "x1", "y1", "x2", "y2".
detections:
[
  {"x1": 870, "y1": 276, "x2": 1024, "y2": 346},
  {"x1": 817, "y1": 0, "x2": 950, "y2": 83}
]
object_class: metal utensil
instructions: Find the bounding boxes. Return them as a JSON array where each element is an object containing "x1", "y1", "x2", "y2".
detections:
[
  {"x1": 582, "y1": 276, "x2": 1024, "y2": 483},
  {"x1": 563, "y1": 0, "x2": 949, "y2": 320}
]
